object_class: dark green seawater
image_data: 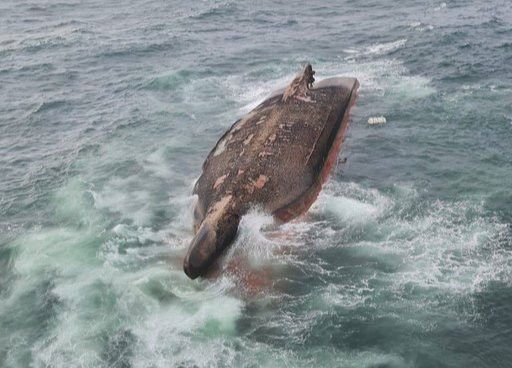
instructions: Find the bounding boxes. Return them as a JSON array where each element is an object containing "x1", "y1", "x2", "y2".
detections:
[{"x1": 1, "y1": 1, "x2": 512, "y2": 367}]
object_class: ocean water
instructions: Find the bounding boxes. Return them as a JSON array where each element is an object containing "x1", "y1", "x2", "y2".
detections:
[{"x1": 1, "y1": 0, "x2": 512, "y2": 367}]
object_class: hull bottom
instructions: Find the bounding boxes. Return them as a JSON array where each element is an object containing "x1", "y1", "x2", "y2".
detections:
[{"x1": 273, "y1": 83, "x2": 359, "y2": 222}]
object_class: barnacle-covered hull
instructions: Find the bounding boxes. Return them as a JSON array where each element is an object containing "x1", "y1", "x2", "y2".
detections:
[{"x1": 184, "y1": 65, "x2": 359, "y2": 279}]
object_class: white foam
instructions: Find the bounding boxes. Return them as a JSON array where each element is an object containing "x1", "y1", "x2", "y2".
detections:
[
  {"x1": 127, "y1": 272, "x2": 243, "y2": 368},
  {"x1": 351, "y1": 190, "x2": 508, "y2": 293},
  {"x1": 366, "y1": 38, "x2": 407, "y2": 55},
  {"x1": 434, "y1": 2, "x2": 447, "y2": 11},
  {"x1": 8, "y1": 217, "x2": 246, "y2": 368},
  {"x1": 5, "y1": 177, "x2": 512, "y2": 368},
  {"x1": 223, "y1": 73, "x2": 293, "y2": 114},
  {"x1": 224, "y1": 209, "x2": 278, "y2": 266},
  {"x1": 92, "y1": 179, "x2": 152, "y2": 226},
  {"x1": 316, "y1": 58, "x2": 435, "y2": 106},
  {"x1": 322, "y1": 279, "x2": 373, "y2": 309},
  {"x1": 144, "y1": 147, "x2": 173, "y2": 179},
  {"x1": 312, "y1": 182, "x2": 391, "y2": 225},
  {"x1": 388, "y1": 74, "x2": 436, "y2": 100},
  {"x1": 323, "y1": 196, "x2": 380, "y2": 223},
  {"x1": 342, "y1": 48, "x2": 359, "y2": 54},
  {"x1": 408, "y1": 21, "x2": 434, "y2": 32}
]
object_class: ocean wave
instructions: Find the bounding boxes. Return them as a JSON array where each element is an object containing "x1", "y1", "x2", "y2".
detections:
[{"x1": 365, "y1": 38, "x2": 408, "y2": 55}]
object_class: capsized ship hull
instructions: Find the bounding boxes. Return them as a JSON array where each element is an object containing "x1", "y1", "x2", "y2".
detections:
[{"x1": 184, "y1": 65, "x2": 359, "y2": 279}]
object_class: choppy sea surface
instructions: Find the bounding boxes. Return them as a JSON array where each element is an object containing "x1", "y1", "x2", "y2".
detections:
[{"x1": 1, "y1": 1, "x2": 512, "y2": 367}]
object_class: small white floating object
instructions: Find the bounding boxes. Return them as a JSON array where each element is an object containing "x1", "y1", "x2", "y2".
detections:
[{"x1": 367, "y1": 116, "x2": 387, "y2": 125}]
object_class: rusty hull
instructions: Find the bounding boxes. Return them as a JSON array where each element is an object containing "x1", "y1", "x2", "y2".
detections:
[{"x1": 184, "y1": 65, "x2": 359, "y2": 279}]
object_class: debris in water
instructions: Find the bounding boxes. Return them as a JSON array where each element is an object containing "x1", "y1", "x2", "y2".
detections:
[{"x1": 368, "y1": 116, "x2": 387, "y2": 125}]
